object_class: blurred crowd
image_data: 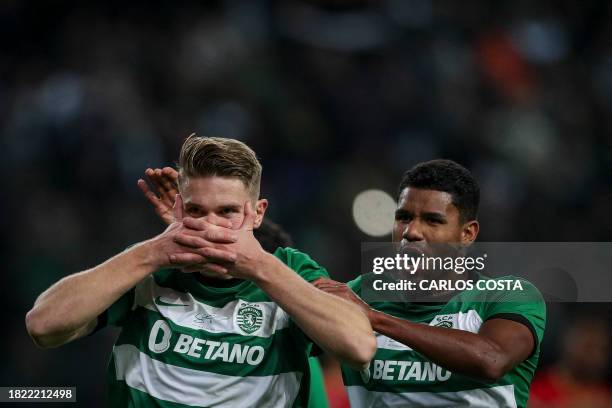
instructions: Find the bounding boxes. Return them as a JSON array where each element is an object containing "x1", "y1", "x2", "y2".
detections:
[{"x1": 1, "y1": 0, "x2": 611, "y2": 406}]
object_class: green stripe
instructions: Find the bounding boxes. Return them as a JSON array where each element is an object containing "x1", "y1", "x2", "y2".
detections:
[{"x1": 116, "y1": 307, "x2": 308, "y2": 377}]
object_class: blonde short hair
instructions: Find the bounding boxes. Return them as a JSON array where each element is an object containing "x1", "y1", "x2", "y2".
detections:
[{"x1": 178, "y1": 134, "x2": 262, "y2": 198}]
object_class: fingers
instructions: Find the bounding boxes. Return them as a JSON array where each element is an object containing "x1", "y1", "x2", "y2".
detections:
[
  {"x1": 312, "y1": 278, "x2": 351, "y2": 297},
  {"x1": 312, "y1": 278, "x2": 344, "y2": 288},
  {"x1": 173, "y1": 234, "x2": 210, "y2": 249},
  {"x1": 311, "y1": 278, "x2": 325, "y2": 286},
  {"x1": 145, "y1": 168, "x2": 177, "y2": 208},
  {"x1": 137, "y1": 179, "x2": 160, "y2": 206},
  {"x1": 154, "y1": 168, "x2": 174, "y2": 208},
  {"x1": 240, "y1": 201, "x2": 256, "y2": 231},
  {"x1": 183, "y1": 216, "x2": 233, "y2": 230},
  {"x1": 316, "y1": 282, "x2": 347, "y2": 289},
  {"x1": 201, "y1": 227, "x2": 238, "y2": 243},
  {"x1": 173, "y1": 194, "x2": 184, "y2": 222},
  {"x1": 159, "y1": 168, "x2": 179, "y2": 203},
  {"x1": 207, "y1": 213, "x2": 236, "y2": 229},
  {"x1": 138, "y1": 178, "x2": 173, "y2": 219},
  {"x1": 145, "y1": 168, "x2": 165, "y2": 195},
  {"x1": 162, "y1": 167, "x2": 179, "y2": 182},
  {"x1": 169, "y1": 252, "x2": 205, "y2": 265},
  {"x1": 317, "y1": 287, "x2": 347, "y2": 296},
  {"x1": 316, "y1": 286, "x2": 354, "y2": 302},
  {"x1": 318, "y1": 286, "x2": 349, "y2": 295},
  {"x1": 199, "y1": 263, "x2": 230, "y2": 275},
  {"x1": 173, "y1": 229, "x2": 238, "y2": 248},
  {"x1": 169, "y1": 247, "x2": 233, "y2": 273},
  {"x1": 181, "y1": 264, "x2": 203, "y2": 273},
  {"x1": 169, "y1": 249, "x2": 235, "y2": 268},
  {"x1": 199, "y1": 247, "x2": 237, "y2": 264},
  {"x1": 182, "y1": 263, "x2": 229, "y2": 275}
]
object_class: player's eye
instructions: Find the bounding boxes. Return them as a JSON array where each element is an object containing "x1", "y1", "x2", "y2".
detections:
[
  {"x1": 425, "y1": 217, "x2": 444, "y2": 225},
  {"x1": 395, "y1": 213, "x2": 411, "y2": 222},
  {"x1": 219, "y1": 208, "x2": 236, "y2": 216},
  {"x1": 187, "y1": 207, "x2": 203, "y2": 217}
]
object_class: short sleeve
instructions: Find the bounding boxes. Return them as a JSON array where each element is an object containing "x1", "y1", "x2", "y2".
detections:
[
  {"x1": 90, "y1": 288, "x2": 135, "y2": 335},
  {"x1": 273, "y1": 247, "x2": 330, "y2": 282},
  {"x1": 347, "y1": 276, "x2": 362, "y2": 296},
  {"x1": 482, "y1": 278, "x2": 547, "y2": 356}
]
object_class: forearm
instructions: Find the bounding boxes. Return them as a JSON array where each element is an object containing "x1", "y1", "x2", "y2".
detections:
[
  {"x1": 370, "y1": 310, "x2": 506, "y2": 382},
  {"x1": 26, "y1": 241, "x2": 158, "y2": 348},
  {"x1": 254, "y1": 254, "x2": 376, "y2": 369}
]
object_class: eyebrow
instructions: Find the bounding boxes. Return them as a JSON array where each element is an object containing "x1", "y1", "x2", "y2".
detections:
[
  {"x1": 184, "y1": 202, "x2": 243, "y2": 211},
  {"x1": 422, "y1": 212, "x2": 447, "y2": 222},
  {"x1": 217, "y1": 204, "x2": 242, "y2": 211},
  {"x1": 395, "y1": 209, "x2": 447, "y2": 222},
  {"x1": 395, "y1": 209, "x2": 411, "y2": 218}
]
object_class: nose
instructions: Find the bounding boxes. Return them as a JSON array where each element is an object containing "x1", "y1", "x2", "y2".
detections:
[{"x1": 402, "y1": 220, "x2": 424, "y2": 242}]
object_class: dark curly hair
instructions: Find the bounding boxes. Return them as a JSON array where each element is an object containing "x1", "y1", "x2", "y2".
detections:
[{"x1": 398, "y1": 159, "x2": 480, "y2": 223}]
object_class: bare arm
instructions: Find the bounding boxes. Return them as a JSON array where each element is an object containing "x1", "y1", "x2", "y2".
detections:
[
  {"x1": 254, "y1": 254, "x2": 376, "y2": 370},
  {"x1": 25, "y1": 242, "x2": 159, "y2": 348},
  {"x1": 369, "y1": 310, "x2": 534, "y2": 382},
  {"x1": 25, "y1": 195, "x2": 235, "y2": 349},
  {"x1": 314, "y1": 278, "x2": 534, "y2": 382}
]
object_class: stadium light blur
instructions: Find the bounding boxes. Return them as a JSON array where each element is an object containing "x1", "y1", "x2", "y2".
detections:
[{"x1": 352, "y1": 189, "x2": 395, "y2": 237}]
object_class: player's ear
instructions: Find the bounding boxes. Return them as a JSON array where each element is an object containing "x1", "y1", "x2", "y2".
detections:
[
  {"x1": 461, "y1": 220, "x2": 479, "y2": 244},
  {"x1": 253, "y1": 199, "x2": 268, "y2": 228}
]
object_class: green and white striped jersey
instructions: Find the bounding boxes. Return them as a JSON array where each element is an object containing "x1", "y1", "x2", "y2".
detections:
[
  {"x1": 98, "y1": 247, "x2": 329, "y2": 408},
  {"x1": 343, "y1": 274, "x2": 546, "y2": 408}
]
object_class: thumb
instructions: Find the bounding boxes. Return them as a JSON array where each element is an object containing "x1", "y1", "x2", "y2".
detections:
[
  {"x1": 173, "y1": 194, "x2": 184, "y2": 222},
  {"x1": 240, "y1": 201, "x2": 256, "y2": 231}
]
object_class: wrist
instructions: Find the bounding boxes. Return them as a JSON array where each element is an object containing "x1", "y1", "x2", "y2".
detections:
[
  {"x1": 367, "y1": 308, "x2": 381, "y2": 329},
  {"x1": 133, "y1": 239, "x2": 164, "y2": 271},
  {"x1": 249, "y1": 251, "x2": 277, "y2": 284}
]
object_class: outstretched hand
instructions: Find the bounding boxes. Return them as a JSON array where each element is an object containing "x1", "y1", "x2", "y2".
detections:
[
  {"x1": 138, "y1": 167, "x2": 179, "y2": 226},
  {"x1": 312, "y1": 278, "x2": 371, "y2": 318}
]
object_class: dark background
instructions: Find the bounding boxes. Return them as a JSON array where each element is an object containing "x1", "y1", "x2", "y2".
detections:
[{"x1": 2, "y1": 0, "x2": 611, "y2": 406}]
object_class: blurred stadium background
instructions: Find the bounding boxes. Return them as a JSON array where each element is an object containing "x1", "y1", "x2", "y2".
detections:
[{"x1": 2, "y1": 0, "x2": 612, "y2": 406}]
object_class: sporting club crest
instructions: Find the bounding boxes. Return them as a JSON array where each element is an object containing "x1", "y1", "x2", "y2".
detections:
[{"x1": 236, "y1": 304, "x2": 264, "y2": 334}]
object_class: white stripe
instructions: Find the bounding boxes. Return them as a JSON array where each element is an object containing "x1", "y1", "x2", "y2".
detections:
[
  {"x1": 375, "y1": 310, "x2": 484, "y2": 352},
  {"x1": 346, "y1": 384, "x2": 517, "y2": 408},
  {"x1": 114, "y1": 344, "x2": 302, "y2": 408},
  {"x1": 133, "y1": 276, "x2": 291, "y2": 338},
  {"x1": 429, "y1": 310, "x2": 483, "y2": 333},
  {"x1": 458, "y1": 310, "x2": 483, "y2": 332},
  {"x1": 376, "y1": 332, "x2": 413, "y2": 351}
]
